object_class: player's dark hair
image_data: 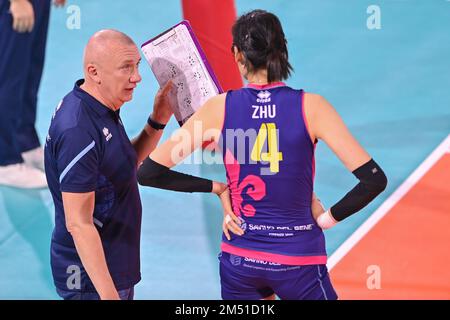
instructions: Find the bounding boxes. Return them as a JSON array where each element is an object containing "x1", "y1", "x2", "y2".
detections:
[{"x1": 231, "y1": 10, "x2": 293, "y2": 82}]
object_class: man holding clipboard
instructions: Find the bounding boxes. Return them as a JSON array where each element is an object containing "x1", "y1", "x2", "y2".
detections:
[{"x1": 45, "y1": 28, "x2": 230, "y2": 300}]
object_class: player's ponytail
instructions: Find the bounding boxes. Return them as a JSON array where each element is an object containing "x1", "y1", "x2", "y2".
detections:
[
  {"x1": 266, "y1": 49, "x2": 291, "y2": 83},
  {"x1": 232, "y1": 10, "x2": 293, "y2": 82}
]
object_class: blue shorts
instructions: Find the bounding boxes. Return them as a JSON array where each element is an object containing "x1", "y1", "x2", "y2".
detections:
[
  {"x1": 219, "y1": 252, "x2": 337, "y2": 300},
  {"x1": 56, "y1": 287, "x2": 134, "y2": 300}
]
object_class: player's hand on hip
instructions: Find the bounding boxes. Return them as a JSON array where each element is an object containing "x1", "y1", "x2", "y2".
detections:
[
  {"x1": 213, "y1": 182, "x2": 244, "y2": 240},
  {"x1": 311, "y1": 192, "x2": 326, "y2": 223},
  {"x1": 151, "y1": 80, "x2": 174, "y2": 125},
  {"x1": 10, "y1": 0, "x2": 35, "y2": 33},
  {"x1": 311, "y1": 193, "x2": 338, "y2": 229}
]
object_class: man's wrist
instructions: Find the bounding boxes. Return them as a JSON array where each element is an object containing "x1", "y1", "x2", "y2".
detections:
[
  {"x1": 150, "y1": 110, "x2": 171, "y2": 125},
  {"x1": 147, "y1": 114, "x2": 166, "y2": 130}
]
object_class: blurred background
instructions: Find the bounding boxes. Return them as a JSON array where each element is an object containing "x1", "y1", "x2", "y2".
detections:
[{"x1": 0, "y1": 0, "x2": 449, "y2": 299}]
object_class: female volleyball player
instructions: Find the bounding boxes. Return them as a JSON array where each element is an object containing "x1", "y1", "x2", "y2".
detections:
[{"x1": 137, "y1": 10, "x2": 387, "y2": 300}]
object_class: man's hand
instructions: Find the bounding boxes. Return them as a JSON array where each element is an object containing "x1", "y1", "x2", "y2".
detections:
[
  {"x1": 151, "y1": 81, "x2": 174, "y2": 125},
  {"x1": 132, "y1": 81, "x2": 175, "y2": 163},
  {"x1": 213, "y1": 182, "x2": 244, "y2": 240},
  {"x1": 311, "y1": 192, "x2": 326, "y2": 223},
  {"x1": 53, "y1": 0, "x2": 66, "y2": 7},
  {"x1": 100, "y1": 292, "x2": 121, "y2": 300},
  {"x1": 10, "y1": 0, "x2": 34, "y2": 33}
]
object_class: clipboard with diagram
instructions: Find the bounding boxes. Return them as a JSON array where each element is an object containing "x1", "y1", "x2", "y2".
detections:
[{"x1": 141, "y1": 21, "x2": 223, "y2": 126}]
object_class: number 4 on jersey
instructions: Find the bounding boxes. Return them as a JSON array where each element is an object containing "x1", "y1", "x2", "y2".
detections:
[{"x1": 251, "y1": 123, "x2": 283, "y2": 173}]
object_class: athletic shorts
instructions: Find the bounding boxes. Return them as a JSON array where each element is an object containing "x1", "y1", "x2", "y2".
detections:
[{"x1": 219, "y1": 252, "x2": 337, "y2": 300}]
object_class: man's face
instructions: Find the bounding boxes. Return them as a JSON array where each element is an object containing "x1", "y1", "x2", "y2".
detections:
[{"x1": 98, "y1": 43, "x2": 142, "y2": 109}]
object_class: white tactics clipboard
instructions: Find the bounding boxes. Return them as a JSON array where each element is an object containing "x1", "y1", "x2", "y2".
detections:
[{"x1": 141, "y1": 21, "x2": 223, "y2": 126}]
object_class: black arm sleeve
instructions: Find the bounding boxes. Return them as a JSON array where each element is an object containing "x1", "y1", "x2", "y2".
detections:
[
  {"x1": 137, "y1": 157, "x2": 213, "y2": 193},
  {"x1": 330, "y1": 159, "x2": 387, "y2": 221}
]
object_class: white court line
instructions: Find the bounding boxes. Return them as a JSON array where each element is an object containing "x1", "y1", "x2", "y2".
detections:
[{"x1": 328, "y1": 134, "x2": 450, "y2": 271}]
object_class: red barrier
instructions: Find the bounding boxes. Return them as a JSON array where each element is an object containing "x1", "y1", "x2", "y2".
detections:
[{"x1": 182, "y1": 0, "x2": 243, "y2": 92}]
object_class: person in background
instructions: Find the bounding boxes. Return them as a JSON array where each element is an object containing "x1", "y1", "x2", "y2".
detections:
[{"x1": 0, "y1": 0, "x2": 66, "y2": 188}]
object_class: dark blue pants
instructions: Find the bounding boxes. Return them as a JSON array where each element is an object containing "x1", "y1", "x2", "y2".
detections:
[
  {"x1": 0, "y1": 0, "x2": 50, "y2": 166},
  {"x1": 56, "y1": 287, "x2": 135, "y2": 300}
]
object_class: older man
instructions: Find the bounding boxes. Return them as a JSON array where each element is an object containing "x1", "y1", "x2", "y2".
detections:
[{"x1": 44, "y1": 29, "x2": 173, "y2": 300}]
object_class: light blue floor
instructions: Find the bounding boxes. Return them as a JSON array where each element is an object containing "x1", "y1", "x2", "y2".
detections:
[{"x1": 0, "y1": 0, "x2": 449, "y2": 299}]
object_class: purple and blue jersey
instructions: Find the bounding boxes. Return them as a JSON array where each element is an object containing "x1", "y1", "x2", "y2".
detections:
[{"x1": 220, "y1": 82, "x2": 327, "y2": 266}]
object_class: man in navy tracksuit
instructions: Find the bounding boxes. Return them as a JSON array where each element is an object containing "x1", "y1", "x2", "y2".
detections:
[{"x1": 0, "y1": 0, "x2": 65, "y2": 188}]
